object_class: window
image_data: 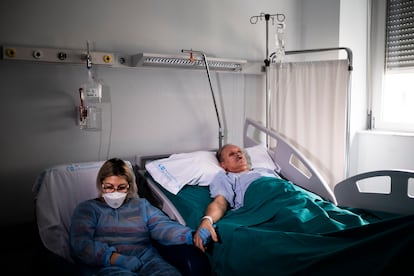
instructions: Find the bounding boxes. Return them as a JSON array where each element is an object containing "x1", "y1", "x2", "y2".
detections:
[{"x1": 370, "y1": 0, "x2": 414, "y2": 132}]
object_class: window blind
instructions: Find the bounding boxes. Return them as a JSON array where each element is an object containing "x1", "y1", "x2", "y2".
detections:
[{"x1": 386, "y1": 0, "x2": 414, "y2": 70}]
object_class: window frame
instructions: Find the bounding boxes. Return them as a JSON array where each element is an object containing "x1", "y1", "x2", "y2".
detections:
[{"x1": 369, "y1": 0, "x2": 414, "y2": 132}]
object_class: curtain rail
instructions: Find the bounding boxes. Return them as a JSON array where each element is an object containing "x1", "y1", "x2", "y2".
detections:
[{"x1": 270, "y1": 47, "x2": 353, "y2": 71}]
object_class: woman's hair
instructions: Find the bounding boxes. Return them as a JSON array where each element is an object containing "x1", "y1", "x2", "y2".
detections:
[{"x1": 96, "y1": 158, "x2": 138, "y2": 199}]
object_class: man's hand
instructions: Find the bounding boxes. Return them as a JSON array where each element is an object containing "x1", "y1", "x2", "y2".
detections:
[
  {"x1": 193, "y1": 196, "x2": 228, "y2": 252},
  {"x1": 193, "y1": 219, "x2": 218, "y2": 252}
]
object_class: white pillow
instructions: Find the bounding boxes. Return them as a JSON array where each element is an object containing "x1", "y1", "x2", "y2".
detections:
[
  {"x1": 145, "y1": 151, "x2": 223, "y2": 195},
  {"x1": 145, "y1": 145, "x2": 277, "y2": 195},
  {"x1": 245, "y1": 144, "x2": 277, "y2": 171}
]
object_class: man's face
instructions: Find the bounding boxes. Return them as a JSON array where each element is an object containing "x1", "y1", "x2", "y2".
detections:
[{"x1": 220, "y1": 145, "x2": 248, "y2": 173}]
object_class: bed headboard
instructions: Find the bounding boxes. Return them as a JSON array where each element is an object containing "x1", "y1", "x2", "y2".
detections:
[{"x1": 243, "y1": 118, "x2": 337, "y2": 204}]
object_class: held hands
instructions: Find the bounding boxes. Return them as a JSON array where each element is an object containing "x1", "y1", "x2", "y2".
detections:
[
  {"x1": 192, "y1": 219, "x2": 218, "y2": 252},
  {"x1": 115, "y1": 255, "x2": 142, "y2": 272},
  {"x1": 186, "y1": 228, "x2": 211, "y2": 246},
  {"x1": 198, "y1": 228, "x2": 212, "y2": 245},
  {"x1": 186, "y1": 227, "x2": 212, "y2": 249}
]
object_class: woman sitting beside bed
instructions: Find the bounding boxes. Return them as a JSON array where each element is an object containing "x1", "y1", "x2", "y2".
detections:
[{"x1": 69, "y1": 158, "x2": 211, "y2": 276}]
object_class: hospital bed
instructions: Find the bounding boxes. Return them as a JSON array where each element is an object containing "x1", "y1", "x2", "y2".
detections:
[
  {"x1": 135, "y1": 117, "x2": 414, "y2": 275},
  {"x1": 32, "y1": 160, "x2": 210, "y2": 275}
]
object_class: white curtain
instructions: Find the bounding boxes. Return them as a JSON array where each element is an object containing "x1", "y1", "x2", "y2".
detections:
[{"x1": 269, "y1": 60, "x2": 349, "y2": 188}]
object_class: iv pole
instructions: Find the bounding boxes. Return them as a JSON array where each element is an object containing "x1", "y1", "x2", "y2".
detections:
[
  {"x1": 250, "y1": 13, "x2": 285, "y2": 147},
  {"x1": 181, "y1": 49, "x2": 224, "y2": 149}
]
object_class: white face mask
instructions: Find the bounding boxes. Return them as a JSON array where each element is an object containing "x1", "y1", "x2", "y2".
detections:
[{"x1": 102, "y1": 192, "x2": 127, "y2": 209}]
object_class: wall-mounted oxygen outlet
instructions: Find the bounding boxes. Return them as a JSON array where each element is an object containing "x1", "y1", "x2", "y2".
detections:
[
  {"x1": 32, "y1": 49, "x2": 43, "y2": 59},
  {"x1": 1, "y1": 45, "x2": 115, "y2": 66},
  {"x1": 57, "y1": 52, "x2": 67, "y2": 60},
  {"x1": 5, "y1": 47, "x2": 16, "y2": 57}
]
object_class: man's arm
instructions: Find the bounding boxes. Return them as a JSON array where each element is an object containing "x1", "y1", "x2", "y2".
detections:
[{"x1": 193, "y1": 195, "x2": 228, "y2": 252}]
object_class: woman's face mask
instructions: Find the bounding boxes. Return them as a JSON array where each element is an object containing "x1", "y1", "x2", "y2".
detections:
[{"x1": 102, "y1": 192, "x2": 127, "y2": 209}]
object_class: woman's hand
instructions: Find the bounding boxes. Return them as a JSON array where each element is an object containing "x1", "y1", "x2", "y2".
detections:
[{"x1": 193, "y1": 219, "x2": 217, "y2": 252}]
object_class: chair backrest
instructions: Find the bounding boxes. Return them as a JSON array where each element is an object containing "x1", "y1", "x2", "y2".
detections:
[{"x1": 33, "y1": 161, "x2": 106, "y2": 262}]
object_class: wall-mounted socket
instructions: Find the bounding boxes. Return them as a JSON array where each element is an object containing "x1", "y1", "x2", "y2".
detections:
[{"x1": 2, "y1": 45, "x2": 115, "y2": 66}]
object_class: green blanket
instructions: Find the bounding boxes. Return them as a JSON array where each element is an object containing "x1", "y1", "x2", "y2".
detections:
[{"x1": 158, "y1": 176, "x2": 414, "y2": 275}]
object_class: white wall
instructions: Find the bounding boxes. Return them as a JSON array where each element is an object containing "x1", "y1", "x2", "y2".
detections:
[
  {"x1": 4, "y1": 0, "x2": 406, "y2": 226},
  {"x1": 300, "y1": 0, "x2": 340, "y2": 49},
  {"x1": 356, "y1": 131, "x2": 414, "y2": 173},
  {"x1": 0, "y1": 0, "x2": 306, "y2": 225}
]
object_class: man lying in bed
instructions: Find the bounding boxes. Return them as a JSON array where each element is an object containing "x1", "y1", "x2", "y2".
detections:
[
  {"x1": 192, "y1": 143, "x2": 369, "y2": 252},
  {"x1": 192, "y1": 144, "x2": 414, "y2": 274}
]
